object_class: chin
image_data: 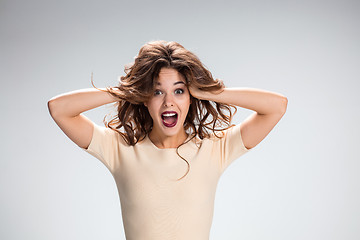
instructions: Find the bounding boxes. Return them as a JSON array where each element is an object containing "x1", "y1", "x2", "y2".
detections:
[
  {"x1": 158, "y1": 120, "x2": 185, "y2": 137},
  {"x1": 161, "y1": 126, "x2": 182, "y2": 136}
]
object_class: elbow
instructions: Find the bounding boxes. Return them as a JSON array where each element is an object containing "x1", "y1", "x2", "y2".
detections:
[
  {"x1": 279, "y1": 96, "x2": 288, "y2": 115},
  {"x1": 47, "y1": 97, "x2": 60, "y2": 118},
  {"x1": 47, "y1": 98, "x2": 55, "y2": 117}
]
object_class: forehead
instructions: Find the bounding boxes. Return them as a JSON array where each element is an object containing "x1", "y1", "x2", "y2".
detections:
[{"x1": 156, "y1": 68, "x2": 185, "y2": 85}]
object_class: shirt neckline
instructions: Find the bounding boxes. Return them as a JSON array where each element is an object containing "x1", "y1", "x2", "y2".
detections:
[{"x1": 145, "y1": 134, "x2": 194, "y2": 151}]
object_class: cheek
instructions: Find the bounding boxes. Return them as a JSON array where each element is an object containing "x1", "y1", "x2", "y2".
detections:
[
  {"x1": 180, "y1": 98, "x2": 191, "y2": 114},
  {"x1": 184, "y1": 94, "x2": 191, "y2": 105},
  {"x1": 179, "y1": 92, "x2": 191, "y2": 103},
  {"x1": 146, "y1": 101, "x2": 160, "y2": 118}
]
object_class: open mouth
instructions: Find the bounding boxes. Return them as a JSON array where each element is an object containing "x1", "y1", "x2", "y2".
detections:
[{"x1": 161, "y1": 111, "x2": 178, "y2": 128}]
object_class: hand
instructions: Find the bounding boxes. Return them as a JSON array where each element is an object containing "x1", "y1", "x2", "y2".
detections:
[
  {"x1": 188, "y1": 85, "x2": 207, "y2": 100},
  {"x1": 188, "y1": 84, "x2": 224, "y2": 100}
]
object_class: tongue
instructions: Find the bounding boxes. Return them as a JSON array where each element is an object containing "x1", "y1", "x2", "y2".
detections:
[{"x1": 163, "y1": 116, "x2": 177, "y2": 125}]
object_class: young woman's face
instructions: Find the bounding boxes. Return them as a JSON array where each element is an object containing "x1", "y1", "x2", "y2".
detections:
[{"x1": 145, "y1": 67, "x2": 191, "y2": 138}]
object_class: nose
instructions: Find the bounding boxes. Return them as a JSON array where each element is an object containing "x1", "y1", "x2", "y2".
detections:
[{"x1": 163, "y1": 93, "x2": 174, "y2": 107}]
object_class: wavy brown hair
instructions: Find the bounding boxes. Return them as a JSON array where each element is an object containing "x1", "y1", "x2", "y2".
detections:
[{"x1": 93, "y1": 40, "x2": 237, "y2": 180}]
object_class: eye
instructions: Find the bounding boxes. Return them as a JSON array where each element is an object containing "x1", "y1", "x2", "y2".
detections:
[
  {"x1": 175, "y1": 89, "x2": 184, "y2": 94},
  {"x1": 154, "y1": 90, "x2": 162, "y2": 95}
]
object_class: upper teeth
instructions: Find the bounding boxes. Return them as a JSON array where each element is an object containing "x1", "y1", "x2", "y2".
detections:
[{"x1": 163, "y1": 113, "x2": 176, "y2": 117}]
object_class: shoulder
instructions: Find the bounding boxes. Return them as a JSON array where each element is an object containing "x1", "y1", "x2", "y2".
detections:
[
  {"x1": 207, "y1": 125, "x2": 238, "y2": 140},
  {"x1": 92, "y1": 123, "x2": 129, "y2": 146}
]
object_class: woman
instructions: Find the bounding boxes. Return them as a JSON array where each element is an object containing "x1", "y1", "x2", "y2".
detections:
[{"x1": 48, "y1": 40, "x2": 287, "y2": 240}]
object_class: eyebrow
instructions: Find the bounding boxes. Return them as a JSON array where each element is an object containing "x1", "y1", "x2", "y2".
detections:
[{"x1": 156, "y1": 81, "x2": 185, "y2": 86}]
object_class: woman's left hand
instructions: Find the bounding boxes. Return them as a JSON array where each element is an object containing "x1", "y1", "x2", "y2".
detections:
[
  {"x1": 188, "y1": 85, "x2": 207, "y2": 100},
  {"x1": 188, "y1": 84, "x2": 224, "y2": 100}
]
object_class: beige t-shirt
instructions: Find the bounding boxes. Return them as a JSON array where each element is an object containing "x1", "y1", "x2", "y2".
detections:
[{"x1": 83, "y1": 123, "x2": 250, "y2": 240}]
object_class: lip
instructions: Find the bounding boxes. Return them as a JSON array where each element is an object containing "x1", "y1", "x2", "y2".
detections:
[
  {"x1": 161, "y1": 111, "x2": 178, "y2": 128},
  {"x1": 162, "y1": 110, "x2": 178, "y2": 115}
]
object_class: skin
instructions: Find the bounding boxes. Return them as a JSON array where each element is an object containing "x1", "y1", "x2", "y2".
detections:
[
  {"x1": 48, "y1": 66, "x2": 287, "y2": 151},
  {"x1": 144, "y1": 66, "x2": 288, "y2": 150},
  {"x1": 145, "y1": 67, "x2": 191, "y2": 149},
  {"x1": 189, "y1": 83, "x2": 288, "y2": 150}
]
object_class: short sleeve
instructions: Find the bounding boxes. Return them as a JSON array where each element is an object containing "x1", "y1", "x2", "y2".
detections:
[
  {"x1": 219, "y1": 124, "x2": 250, "y2": 173},
  {"x1": 81, "y1": 123, "x2": 121, "y2": 173}
]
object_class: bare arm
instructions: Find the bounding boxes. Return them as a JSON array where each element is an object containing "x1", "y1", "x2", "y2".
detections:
[
  {"x1": 48, "y1": 88, "x2": 119, "y2": 149},
  {"x1": 190, "y1": 87, "x2": 288, "y2": 149}
]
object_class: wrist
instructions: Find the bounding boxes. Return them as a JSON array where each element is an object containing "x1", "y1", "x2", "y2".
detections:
[{"x1": 201, "y1": 88, "x2": 224, "y2": 101}]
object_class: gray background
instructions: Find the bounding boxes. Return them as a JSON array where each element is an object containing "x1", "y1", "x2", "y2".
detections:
[{"x1": 1, "y1": 0, "x2": 359, "y2": 239}]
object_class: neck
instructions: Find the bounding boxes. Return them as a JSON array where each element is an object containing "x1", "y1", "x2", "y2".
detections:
[{"x1": 148, "y1": 130, "x2": 188, "y2": 149}]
